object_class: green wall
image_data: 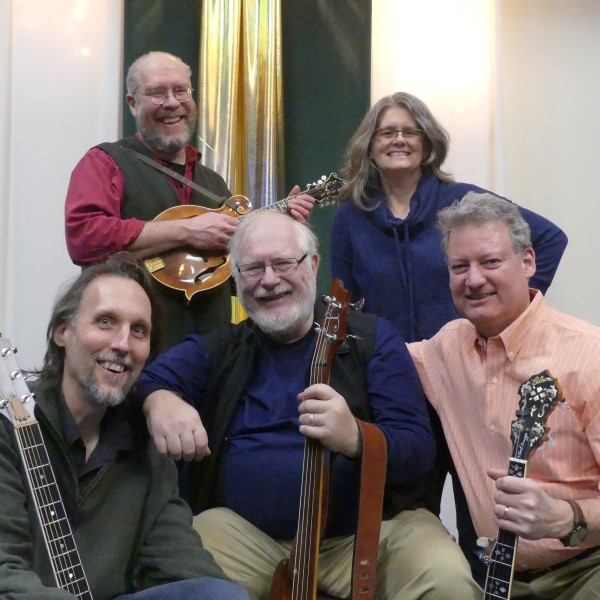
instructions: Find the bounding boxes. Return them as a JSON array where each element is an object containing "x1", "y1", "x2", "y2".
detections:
[{"x1": 123, "y1": 0, "x2": 371, "y2": 295}]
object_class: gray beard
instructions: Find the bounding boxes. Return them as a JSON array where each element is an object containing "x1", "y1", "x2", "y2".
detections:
[
  {"x1": 83, "y1": 368, "x2": 135, "y2": 407},
  {"x1": 137, "y1": 119, "x2": 195, "y2": 155},
  {"x1": 246, "y1": 278, "x2": 316, "y2": 340}
]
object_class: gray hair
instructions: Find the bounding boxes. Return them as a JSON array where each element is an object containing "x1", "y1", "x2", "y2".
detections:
[
  {"x1": 39, "y1": 252, "x2": 162, "y2": 390},
  {"x1": 229, "y1": 211, "x2": 319, "y2": 289},
  {"x1": 125, "y1": 51, "x2": 192, "y2": 96},
  {"x1": 340, "y1": 92, "x2": 452, "y2": 210},
  {"x1": 437, "y1": 191, "x2": 532, "y2": 257}
]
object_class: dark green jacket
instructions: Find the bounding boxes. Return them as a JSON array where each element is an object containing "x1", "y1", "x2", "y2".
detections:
[{"x1": 0, "y1": 385, "x2": 226, "y2": 599}]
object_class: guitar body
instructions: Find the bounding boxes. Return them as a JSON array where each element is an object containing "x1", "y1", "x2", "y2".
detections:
[{"x1": 144, "y1": 174, "x2": 344, "y2": 302}]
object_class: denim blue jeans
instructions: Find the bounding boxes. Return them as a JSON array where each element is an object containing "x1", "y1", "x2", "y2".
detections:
[{"x1": 115, "y1": 577, "x2": 252, "y2": 600}]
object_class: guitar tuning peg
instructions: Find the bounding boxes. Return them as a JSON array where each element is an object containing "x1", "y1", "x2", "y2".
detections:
[{"x1": 476, "y1": 536, "x2": 495, "y2": 549}]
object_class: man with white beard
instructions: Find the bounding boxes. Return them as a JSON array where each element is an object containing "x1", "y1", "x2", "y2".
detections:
[
  {"x1": 65, "y1": 51, "x2": 313, "y2": 350},
  {"x1": 0, "y1": 253, "x2": 252, "y2": 600},
  {"x1": 136, "y1": 212, "x2": 482, "y2": 600}
]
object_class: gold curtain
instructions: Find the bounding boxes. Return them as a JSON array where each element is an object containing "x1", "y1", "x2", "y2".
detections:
[
  {"x1": 198, "y1": 0, "x2": 284, "y2": 323},
  {"x1": 198, "y1": 0, "x2": 284, "y2": 206}
]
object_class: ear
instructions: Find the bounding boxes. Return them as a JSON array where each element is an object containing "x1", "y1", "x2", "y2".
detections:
[
  {"x1": 126, "y1": 93, "x2": 138, "y2": 117},
  {"x1": 310, "y1": 253, "x2": 320, "y2": 275},
  {"x1": 521, "y1": 247, "x2": 536, "y2": 279},
  {"x1": 54, "y1": 322, "x2": 69, "y2": 348}
]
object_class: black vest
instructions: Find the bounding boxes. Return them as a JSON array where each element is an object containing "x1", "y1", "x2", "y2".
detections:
[
  {"x1": 186, "y1": 307, "x2": 433, "y2": 521},
  {"x1": 96, "y1": 137, "x2": 233, "y2": 349}
]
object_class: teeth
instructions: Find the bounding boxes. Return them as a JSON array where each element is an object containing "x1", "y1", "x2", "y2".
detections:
[
  {"x1": 100, "y1": 361, "x2": 125, "y2": 373},
  {"x1": 162, "y1": 117, "x2": 181, "y2": 124}
]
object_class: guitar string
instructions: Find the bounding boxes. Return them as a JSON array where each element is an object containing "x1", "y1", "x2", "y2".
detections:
[
  {"x1": 10, "y1": 375, "x2": 90, "y2": 598},
  {"x1": 1, "y1": 348, "x2": 88, "y2": 598},
  {"x1": 485, "y1": 413, "x2": 527, "y2": 598},
  {"x1": 484, "y1": 377, "x2": 558, "y2": 599},
  {"x1": 18, "y1": 422, "x2": 89, "y2": 597},
  {"x1": 293, "y1": 302, "x2": 333, "y2": 599}
]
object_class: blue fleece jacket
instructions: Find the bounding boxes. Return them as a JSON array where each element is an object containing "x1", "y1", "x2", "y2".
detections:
[{"x1": 331, "y1": 174, "x2": 568, "y2": 342}]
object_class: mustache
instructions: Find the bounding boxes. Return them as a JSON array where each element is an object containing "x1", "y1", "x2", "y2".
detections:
[
  {"x1": 253, "y1": 283, "x2": 293, "y2": 299},
  {"x1": 94, "y1": 351, "x2": 133, "y2": 371}
]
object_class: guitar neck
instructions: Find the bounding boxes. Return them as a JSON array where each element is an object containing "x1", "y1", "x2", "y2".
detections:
[
  {"x1": 483, "y1": 457, "x2": 527, "y2": 600},
  {"x1": 16, "y1": 421, "x2": 93, "y2": 599}
]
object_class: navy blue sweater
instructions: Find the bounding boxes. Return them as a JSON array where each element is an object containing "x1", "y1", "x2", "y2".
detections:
[{"x1": 331, "y1": 174, "x2": 568, "y2": 342}]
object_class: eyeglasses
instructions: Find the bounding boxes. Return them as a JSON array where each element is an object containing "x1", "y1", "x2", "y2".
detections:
[
  {"x1": 142, "y1": 87, "x2": 194, "y2": 105},
  {"x1": 237, "y1": 254, "x2": 308, "y2": 279},
  {"x1": 374, "y1": 128, "x2": 424, "y2": 141}
]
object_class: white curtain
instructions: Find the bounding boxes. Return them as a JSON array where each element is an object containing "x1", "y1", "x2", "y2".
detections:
[{"x1": 0, "y1": 0, "x2": 123, "y2": 368}]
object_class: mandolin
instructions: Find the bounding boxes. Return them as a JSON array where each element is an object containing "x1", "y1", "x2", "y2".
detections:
[
  {"x1": 144, "y1": 173, "x2": 344, "y2": 302},
  {"x1": 482, "y1": 369, "x2": 563, "y2": 600},
  {"x1": 0, "y1": 336, "x2": 93, "y2": 599},
  {"x1": 269, "y1": 279, "x2": 350, "y2": 600}
]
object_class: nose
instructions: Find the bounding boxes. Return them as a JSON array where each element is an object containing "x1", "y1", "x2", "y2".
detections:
[
  {"x1": 260, "y1": 264, "x2": 281, "y2": 287},
  {"x1": 110, "y1": 326, "x2": 131, "y2": 353},
  {"x1": 465, "y1": 263, "x2": 486, "y2": 288},
  {"x1": 162, "y1": 90, "x2": 182, "y2": 108}
]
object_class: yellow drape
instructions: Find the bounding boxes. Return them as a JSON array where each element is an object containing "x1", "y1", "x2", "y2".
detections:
[
  {"x1": 198, "y1": 0, "x2": 284, "y2": 206},
  {"x1": 198, "y1": 0, "x2": 284, "y2": 324}
]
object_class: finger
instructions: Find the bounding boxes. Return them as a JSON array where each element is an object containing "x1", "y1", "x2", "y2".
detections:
[
  {"x1": 487, "y1": 467, "x2": 505, "y2": 481},
  {"x1": 153, "y1": 435, "x2": 168, "y2": 456},
  {"x1": 288, "y1": 184, "x2": 301, "y2": 196},
  {"x1": 192, "y1": 428, "x2": 211, "y2": 461},
  {"x1": 165, "y1": 433, "x2": 184, "y2": 461}
]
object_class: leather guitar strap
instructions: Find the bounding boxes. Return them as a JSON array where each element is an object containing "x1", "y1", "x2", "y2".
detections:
[
  {"x1": 349, "y1": 419, "x2": 387, "y2": 600},
  {"x1": 128, "y1": 148, "x2": 227, "y2": 208}
]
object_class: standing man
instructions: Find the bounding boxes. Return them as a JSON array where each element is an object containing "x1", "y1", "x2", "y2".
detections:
[
  {"x1": 65, "y1": 51, "x2": 313, "y2": 349},
  {"x1": 0, "y1": 253, "x2": 251, "y2": 600},
  {"x1": 135, "y1": 212, "x2": 482, "y2": 600},
  {"x1": 409, "y1": 192, "x2": 600, "y2": 599}
]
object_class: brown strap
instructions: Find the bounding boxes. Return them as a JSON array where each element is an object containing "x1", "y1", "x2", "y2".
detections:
[
  {"x1": 350, "y1": 420, "x2": 387, "y2": 600},
  {"x1": 128, "y1": 148, "x2": 230, "y2": 208}
]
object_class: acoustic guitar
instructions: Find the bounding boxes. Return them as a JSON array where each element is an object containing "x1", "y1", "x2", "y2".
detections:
[
  {"x1": 0, "y1": 336, "x2": 93, "y2": 599},
  {"x1": 482, "y1": 369, "x2": 563, "y2": 599},
  {"x1": 144, "y1": 173, "x2": 344, "y2": 302},
  {"x1": 269, "y1": 279, "x2": 351, "y2": 600}
]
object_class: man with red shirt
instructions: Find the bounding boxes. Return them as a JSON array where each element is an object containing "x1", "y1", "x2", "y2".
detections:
[{"x1": 65, "y1": 51, "x2": 312, "y2": 349}]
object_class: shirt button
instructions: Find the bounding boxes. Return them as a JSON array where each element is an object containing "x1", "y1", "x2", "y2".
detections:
[{"x1": 491, "y1": 377, "x2": 498, "y2": 384}]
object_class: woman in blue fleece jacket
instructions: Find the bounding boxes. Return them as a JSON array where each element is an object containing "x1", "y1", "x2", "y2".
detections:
[
  {"x1": 330, "y1": 92, "x2": 568, "y2": 584},
  {"x1": 331, "y1": 92, "x2": 567, "y2": 343}
]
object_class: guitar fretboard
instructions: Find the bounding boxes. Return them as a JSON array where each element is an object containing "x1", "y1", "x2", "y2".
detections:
[
  {"x1": 17, "y1": 422, "x2": 93, "y2": 599},
  {"x1": 483, "y1": 457, "x2": 526, "y2": 600}
]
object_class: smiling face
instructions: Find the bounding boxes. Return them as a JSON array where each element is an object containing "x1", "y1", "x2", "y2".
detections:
[
  {"x1": 236, "y1": 214, "x2": 319, "y2": 343},
  {"x1": 126, "y1": 54, "x2": 196, "y2": 161},
  {"x1": 54, "y1": 275, "x2": 152, "y2": 410},
  {"x1": 369, "y1": 105, "x2": 426, "y2": 177},
  {"x1": 447, "y1": 221, "x2": 536, "y2": 338}
]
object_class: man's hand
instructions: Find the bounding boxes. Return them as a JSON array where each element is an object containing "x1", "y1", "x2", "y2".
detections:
[
  {"x1": 297, "y1": 383, "x2": 360, "y2": 457},
  {"x1": 488, "y1": 468, "x2": 573, "y2": 540},
  {"x1": 144, "y1": 390, "x2": 210, "y2": 461},
  {"x1": 183, "y1": 212, "x2": 239, "y2": 251},
  {"x1": 287, "y1": 184, "x2": 316, "y2": 223}
]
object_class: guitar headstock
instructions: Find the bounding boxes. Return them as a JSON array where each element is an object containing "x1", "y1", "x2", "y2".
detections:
[
  {"x1": 305, "y1": 173, "x2": 345, "y2": 206},
  {"x1": 315, "y1": 278, "x2": 351, "y2": 376},
  {"x1": 510, "y1": 369, "x2": 563, "y2": 462},
  {"x1": 0, "y1": 336, "x2": 37, "y2": 427}
]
